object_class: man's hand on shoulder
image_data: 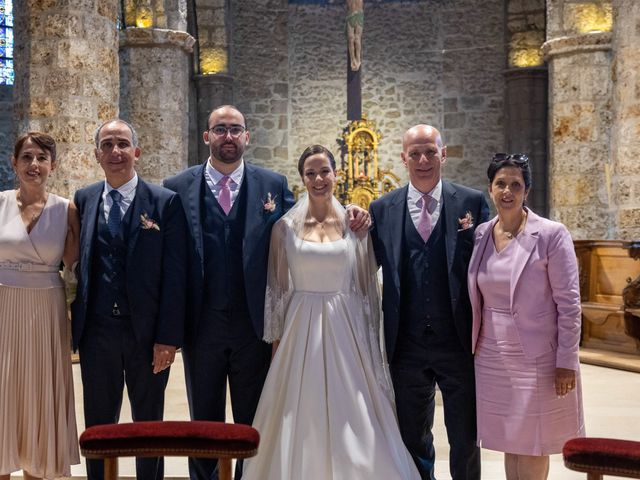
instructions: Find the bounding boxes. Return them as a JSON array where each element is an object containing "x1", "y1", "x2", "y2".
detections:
[{"x1": 346, "y1": 204, "x2": 371, "y2": 235}]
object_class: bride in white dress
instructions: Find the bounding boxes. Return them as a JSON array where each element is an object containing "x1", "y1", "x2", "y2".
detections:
[{"x1": 243, "y1": 145, "x2": 419, "y2": 480}]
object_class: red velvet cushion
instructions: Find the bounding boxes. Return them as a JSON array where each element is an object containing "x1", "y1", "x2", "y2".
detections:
[
  {"x1": 79, "y1": 421, "x2": 259, "y2": 454},
  {"x1": 563, "y1": 437, "x2": 640, "y2": 474}
]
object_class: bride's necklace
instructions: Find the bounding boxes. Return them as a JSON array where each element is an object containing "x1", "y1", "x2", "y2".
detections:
[{"x1": 308, "y1": 213, "x2": 333, "y2": 228}]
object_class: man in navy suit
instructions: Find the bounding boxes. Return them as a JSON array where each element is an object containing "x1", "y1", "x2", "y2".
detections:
[
  {"x1": 72, "y1": 119, "x2": 187, "y2": 480},
  {"x1": 164, "y1": 105, "x2": 369, "y2": 480},
  {"x1": 369, "y1": 124, "x2": 489, "y2": 480},
  {"x1": 164, "y1": 105, "x2": 296, "y2": 480}
]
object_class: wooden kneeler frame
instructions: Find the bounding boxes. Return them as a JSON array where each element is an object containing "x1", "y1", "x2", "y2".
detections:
[{"x1": 79, "y1": 421, "x2": 260, "y2": 480}]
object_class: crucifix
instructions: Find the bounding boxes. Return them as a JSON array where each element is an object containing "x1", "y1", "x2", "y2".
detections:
[{"x1": 346, "y1": 0, "x2": 363, "y2": 120}]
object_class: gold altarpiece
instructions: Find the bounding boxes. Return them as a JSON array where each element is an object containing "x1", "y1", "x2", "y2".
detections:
[
  {"x1": 293, "y1": 116, "x2": 399, "y2": 207},
  {"x1": 336, "y1": 116, "x2": 399, "y2": 209}
]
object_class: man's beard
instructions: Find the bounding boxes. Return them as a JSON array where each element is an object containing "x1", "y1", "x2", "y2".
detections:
[{"x1": 214, "y1": 142, "x2": 243, "y2": 163}]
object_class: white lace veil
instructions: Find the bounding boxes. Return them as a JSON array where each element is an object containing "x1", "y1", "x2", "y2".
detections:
[{"x1": 263, "y1": 192, "x2": 394, "y2": 398}]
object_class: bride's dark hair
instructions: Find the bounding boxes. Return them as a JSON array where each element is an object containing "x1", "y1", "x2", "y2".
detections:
[{"x1": 297, "y1": 145, "x2": 336, "y2": 177}]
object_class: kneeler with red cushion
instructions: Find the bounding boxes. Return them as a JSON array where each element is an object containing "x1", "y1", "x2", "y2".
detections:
[
  {"x1": 563, "y1": 437, "x2": 640, "y2": 480},
  {"x1": 79, "y1": 421, "x2": 260, "y2": 480}
]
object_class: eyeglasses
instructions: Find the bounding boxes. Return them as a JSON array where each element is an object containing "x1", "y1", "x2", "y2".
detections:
[
  {"x1": 492, "y1": 153, "x2": 529, "y2": 165},
  {"x1": 208, "y1": 125, "x2": 246, "y2": 138}
]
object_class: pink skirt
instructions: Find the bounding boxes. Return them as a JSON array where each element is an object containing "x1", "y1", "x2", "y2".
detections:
[
  {"x1": 0, "y1": 285, "x2": 79, "y2": 478},
  {"x1": 474, "y1": 307, "x2": 584, "y2": 455}
]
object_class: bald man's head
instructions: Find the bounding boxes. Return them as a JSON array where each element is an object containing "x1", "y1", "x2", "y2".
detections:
[
  {"x1": 401, "y1": 124, "x2": 446, "y2": 194},
  {"x1": 402, "y1": 124, "x2": 443, "y2": 150}
]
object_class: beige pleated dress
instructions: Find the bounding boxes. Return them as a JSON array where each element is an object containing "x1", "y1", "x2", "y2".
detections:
[{"x1": 0, "y1": 190, "x2": 79, "y2": 479}]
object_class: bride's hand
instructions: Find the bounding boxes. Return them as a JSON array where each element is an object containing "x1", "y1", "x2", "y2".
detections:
[{"x1": 271, "y1": 340, "x2": 280, "y2": 360}]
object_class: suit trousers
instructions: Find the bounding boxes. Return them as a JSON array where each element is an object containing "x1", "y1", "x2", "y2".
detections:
[
  {"x1": 79, "y1": 313, "x2": 170, "y2": 480},
  {"x1": 183, "y1": 308, "x2": 271, "y2": 480},
  {"x1": 391, "y1": 326, "x2": 480, "y2": 480}
]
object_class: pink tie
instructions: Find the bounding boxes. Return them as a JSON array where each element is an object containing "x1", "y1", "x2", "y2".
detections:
[
  {"x1": 417, "y1": 194, "x2": 432, "y2": 242},
  {"x1": 218, "y1": 176, "x2": 232, "y2": 215}
]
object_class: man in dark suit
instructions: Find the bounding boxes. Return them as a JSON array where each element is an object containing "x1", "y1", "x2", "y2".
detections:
[
  {"x1": 163, "y1": 105, "x2": 296, "y2": 480},
  {"x1": 369, "y1": 124, "x2": 489, "y2": 480},
  {"x1": 164, "y1": 105, "x2": 369, "y2": 480},
  {"x1": 72, "y1": 119, "x2": 187, "y2": 480}
]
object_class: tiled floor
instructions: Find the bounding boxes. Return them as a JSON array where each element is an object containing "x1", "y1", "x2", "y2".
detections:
[{"x1": 13, "y1": 354, "x2": 640, "y2": 479}]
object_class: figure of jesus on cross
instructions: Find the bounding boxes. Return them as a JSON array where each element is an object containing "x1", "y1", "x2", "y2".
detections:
[{"x1": 346, "y1": 0, "x2": 364, "y2": 72}]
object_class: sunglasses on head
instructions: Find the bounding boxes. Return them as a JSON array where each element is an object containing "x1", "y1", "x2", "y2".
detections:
[{"x1": 492, "y1": 153, "x2": 529, "y2": 165}]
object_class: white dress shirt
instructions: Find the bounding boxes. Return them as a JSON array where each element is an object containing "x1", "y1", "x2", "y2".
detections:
[
  {"x1": 103, "y1": 173, "x2": 138, "y2": 222},
  {"x1": 204, "y1": 159, "x2": 245, "y2": 208},
  {"x1": 406, "y1": 180, "x2": 443, "y2": 232}
]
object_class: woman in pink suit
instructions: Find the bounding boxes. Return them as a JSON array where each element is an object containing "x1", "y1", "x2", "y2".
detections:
[{"x1": 467, "y1": 154, "x2": 585, "y2": 480}]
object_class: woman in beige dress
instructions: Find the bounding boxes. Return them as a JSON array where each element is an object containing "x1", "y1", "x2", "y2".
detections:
[{"x1": 0, "y1": 132, "x2": 80, "y2": 480}]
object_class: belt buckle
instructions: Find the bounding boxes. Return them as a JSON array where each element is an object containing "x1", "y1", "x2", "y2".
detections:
[{"x1": 18, "y1": 263, "x2": 32, "y2": 272}]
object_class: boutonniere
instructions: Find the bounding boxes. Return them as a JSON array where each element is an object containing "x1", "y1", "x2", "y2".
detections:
[
  {"x1": 457, "y1": 211, "x2": 474, "y2": 232},
  {"x1": 263, "y1": 192, "x2": 277, "y2": 213},
  {"x1": 140, "y1": 213, "x2": 160, "y2": 231}
]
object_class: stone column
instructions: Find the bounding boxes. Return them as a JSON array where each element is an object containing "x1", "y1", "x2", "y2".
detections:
[
  {"x1": 610, "y1": 0, "x2": 640, "y2": 240},
  {"x1": 504, "y1": 0, "x2": 548, "y2": 215},
  {"x1": 504, "y1": 67, "x2": 548, "y2": 216},
  {"x1": 13, "y1": 0, "x2": 120, "y2": 198},
  {"x1": 119, "y1": 28, "x2": 195, "y2": 184},
  {"x1": 542, "y1": 31, "x2": 613, "y2": 240},
  {"x1": 191, "y1": 0, "x2": 232, "y2": 165}
]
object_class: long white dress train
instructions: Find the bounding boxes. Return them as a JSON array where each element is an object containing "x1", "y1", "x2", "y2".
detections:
[{"x1": 243, "y1": 210, "x2": 419, "y2": 480}]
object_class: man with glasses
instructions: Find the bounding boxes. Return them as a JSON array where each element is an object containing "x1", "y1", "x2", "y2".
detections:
[
  {"x1": 369, "y1": 124, "x2": 489, "y2": 480},
  {"x1": 165, "y1": 105, "x2": 369, "y2": 480}
]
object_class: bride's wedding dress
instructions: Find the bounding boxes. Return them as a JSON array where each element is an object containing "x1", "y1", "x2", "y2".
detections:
[{"x1": 243, "y1": 203, "x2": 420, "y2": 480}]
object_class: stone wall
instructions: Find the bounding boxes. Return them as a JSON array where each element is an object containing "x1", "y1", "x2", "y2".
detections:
[
  {"x1": 284, "y1": 0, "x2": 505, "y2": 191},
  {"x1": 440, "y1": 0, "x2": 505, "y2": 193},
  {"x1": 0, "y1": 85, "x2": 13, "y2": 190},
  {"x1": 507, "y1": 0, "x2": 546, "y2": 68},
  {"x1": 196, "y1": 0, "x2": 229, "y2": 74},
  {"x1": 231, "y1": 0, "x2": 290, "y2": 176}
]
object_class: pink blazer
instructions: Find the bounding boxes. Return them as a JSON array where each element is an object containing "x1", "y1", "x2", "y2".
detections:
[{"x1": 467, "y1": 208, "x2": 582, "y2": 370}]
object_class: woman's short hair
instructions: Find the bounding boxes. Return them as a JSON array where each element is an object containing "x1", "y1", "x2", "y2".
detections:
[
  {"x1": 297, "y1": 145, "x2": 337, "y2": 177},
  {"x1": 487, "y1": 153, "x2": 531, "y2": 190},
  {"x1": 14, "y1": 132, "x2": 57, "y2": 162}
]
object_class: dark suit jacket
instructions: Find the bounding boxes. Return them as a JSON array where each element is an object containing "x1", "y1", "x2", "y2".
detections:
[
  {"x1": 369, "y1": 181, "x2": 489, "y2": 361},
  {"x1": 71, "y1": 178, "x2": 188, "y2": 351},
  {"x1": 163, "y1": 161, "x2": 295, "y2": 340}
]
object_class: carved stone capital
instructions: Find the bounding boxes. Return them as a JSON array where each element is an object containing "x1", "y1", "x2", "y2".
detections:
[
  {"x1": 542, "y1": 31, "x2": 612, "y2": 60},
  {"x1": 119, "y1": 27, "x2": 195, "y2": 53}
]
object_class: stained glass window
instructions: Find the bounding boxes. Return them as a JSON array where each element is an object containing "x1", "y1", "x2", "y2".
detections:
[{"x1": 1, "y1": 0, "x2": 14, "y2": 86}]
